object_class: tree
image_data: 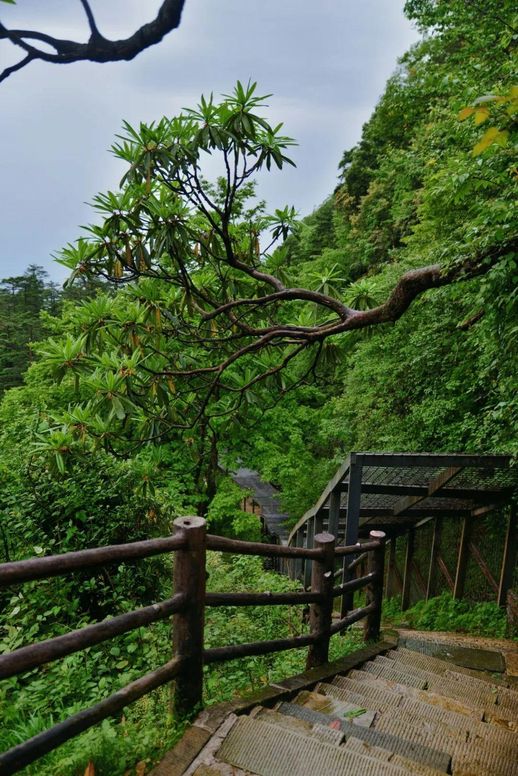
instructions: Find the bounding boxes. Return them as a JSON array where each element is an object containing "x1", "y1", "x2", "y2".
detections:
[
  {"x1": 37, "y1": 79, "x2": 515, "y2": 476},
  {"x1": 0, "y1": 265, "x2": 60, "y2": 393},
  {"x1": 0, "y1": 0, "x2": 186, "y2": 83}
]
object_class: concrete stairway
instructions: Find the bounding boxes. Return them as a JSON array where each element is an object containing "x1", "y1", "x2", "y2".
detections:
[{"x1": 190, "y1": 641, "x2": 518, "y2": 776}]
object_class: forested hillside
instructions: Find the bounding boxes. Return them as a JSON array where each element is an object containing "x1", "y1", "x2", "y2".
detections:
[{"x1": 0, "y1": 1, "x2": 516, "y2": 773}]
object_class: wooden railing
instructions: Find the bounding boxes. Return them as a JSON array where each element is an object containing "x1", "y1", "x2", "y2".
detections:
[{"x1": 0, "y1": 517, "x2": 386, "y2": 775}]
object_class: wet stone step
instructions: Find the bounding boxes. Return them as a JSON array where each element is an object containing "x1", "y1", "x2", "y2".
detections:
[
  {"x1": 293, "y1": 689, "x2": 377, "y2": 726},
  {"x1": 343, "y1": 737, "x2": 446, "y2": 776},
  {"x1": 372, "y1": 656, "x2": 499, "y2": 707},
  {"x1": 361, "y1": 660, "x2": 428, "y2": 689},
  {"x1": 342, "y1": 670, "x2": 500, "y2": 721},
  {"x1": 277, "y1": 701, "x2": 452, "y2": 772},
  {"x1": 216, "y1": 716, "x2": 423, "y2": 776},
  {"x1": 251, "y1": 706, "x2": 345, "y2": 745},
  {"x1": 399, "y1": 637, "x2": 506, "y2": 673},
  {"x1": 389, "y1": 648, "x2": 512, "y2": 688}
]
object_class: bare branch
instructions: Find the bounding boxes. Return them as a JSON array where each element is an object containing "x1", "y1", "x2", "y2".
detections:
[{"x1": 0, "y1": 0, "x2": 186, "y2": 82}]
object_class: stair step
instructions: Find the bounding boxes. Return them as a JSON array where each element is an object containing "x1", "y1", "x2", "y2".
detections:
[
  {"x1": 444, "y1": 669, "x2": 518, "y2": 710},
  {"x1": 400, "y1": 637, "x2": 506, "y2": 673},
  {"x1": 325, "y1": 676, "x2": 518, "y2": 744},
  {"x1": 370, "y1": 656, "x2": 500, "y2": 707},
  {"x1": 362, "y1": 660, "x2": 428, "y2": 688},
  {"x1": 316, "y1": 679, "x2": 403, "y2": 711},
  {"x1": 278, "y1": 700, "x2": 451, "y2": 772},
  {"x1": 293, "y1": 689, "x2": 377, "y2": 726},
  {"x1": 343, "y1": 670, "x2": 508, "y2": 721},
  {"x1": 343, "y1": 736, "x2": 444, "y2": 776},
  {"x1": 388, "y1": 647, "x2": 510, "y2": 686},
  {"x1": 253, "y1": 706, "x2": 345, "y2": 745},
  {"x1": 336, "y1": 672, "x2": 485, "y2": 719},
  {"x1": 376, "y1": 714, "x2": 518, "y2": 776},
  {"x1": 216, "y1": 716, "x2": 416, "y2": 776},
  {"x1": 192, "y1": 764, "x2": 252, "y2": 775}
]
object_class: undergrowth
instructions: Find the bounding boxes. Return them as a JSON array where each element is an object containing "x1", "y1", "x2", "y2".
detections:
[
  {"x1": 382, "y1": 592, "x2": 509, "y2": 639},
  {"x1": 1, "y1": 553, "x2": 363, "y2": 776}
]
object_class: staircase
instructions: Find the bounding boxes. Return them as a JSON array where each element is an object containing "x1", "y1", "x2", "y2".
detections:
[{"x1": 184, "y1": 638, "x2": 518, "y2": 776}]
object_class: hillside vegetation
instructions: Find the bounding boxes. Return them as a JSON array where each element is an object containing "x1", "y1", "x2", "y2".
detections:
[{"x1": 0, "y1": 1, "x2": 516, "y2": 773}]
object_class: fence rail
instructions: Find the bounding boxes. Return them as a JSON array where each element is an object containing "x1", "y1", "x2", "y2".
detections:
[{"x1": 0, "y1": 516, "x2": 385, "y2": 776}]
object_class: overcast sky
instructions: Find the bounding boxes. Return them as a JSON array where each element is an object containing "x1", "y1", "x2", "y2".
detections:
[{"x1": 1, "y1": 1, "x2": 418, "y2": 284}]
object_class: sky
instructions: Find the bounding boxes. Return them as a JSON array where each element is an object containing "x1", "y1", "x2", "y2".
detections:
[{"x1": 0, "y1": 1, "x2": 419, "y2": 284}]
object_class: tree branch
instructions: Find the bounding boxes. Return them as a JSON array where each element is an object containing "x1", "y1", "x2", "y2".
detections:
[{"x1": 0, "y1": 0, "x2": 186, "y2": 82}]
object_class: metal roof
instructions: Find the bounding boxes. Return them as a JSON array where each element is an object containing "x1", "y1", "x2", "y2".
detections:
[
  {"x1": 231, "y1": 467, "x2": 290, "y2": 543},
  {"x1": 289, "y1": 452, "x2": 516, "y2": 543}
]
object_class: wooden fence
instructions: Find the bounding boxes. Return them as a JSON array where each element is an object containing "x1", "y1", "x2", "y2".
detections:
[{"x1": 0, "y1": 517, "x2": 386, "y2": 775}]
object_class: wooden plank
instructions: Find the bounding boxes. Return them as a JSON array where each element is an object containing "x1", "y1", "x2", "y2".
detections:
[
  {"x1": 498, "y1": 505, "x2": 517, "y2": 607},
  {"x1": 468, "y1": 541, "x2": 499, "y2": 594},
  {"x1": 453, "y1": 515, "x2": 473, "y2": 600},
  {"x1": 437, "y1": 554, "x2": 454, "y2": 591},
  {"x1": 401, "y1": 528, "x2": 415, "y2": 610},
  {"x1": 426, "y1": 516, "x2": 443, "y2": 600}
]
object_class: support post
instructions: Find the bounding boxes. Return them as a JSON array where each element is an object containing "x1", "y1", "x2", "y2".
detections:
[
  {"x1": 306, "y1": 532, "x2": 336, "y2": 669},
  {"x1": 498, "y1": 504, "x2": 517, "y2": 607},
  {"x1": 386, "y1": 537, "x2": 397, "y2": 598},
  {"x1": 304, "y1": 516, "x2": 315, "y2": 591},
  {"x1": 364, "y1": 531, "x2": 386, "y2": 642},
  {"x1": 328, "y1": 490, "x2": 341, "y2": 539},
  {"x1": 426, "y1": 516, "x2": 442, "y2": 600},
  {"x1": 172, "y1": 516, "x2": 206, "y2": 718},
  {"x1": 341, "y1": 458, "x2": 363, "y2": 616},
  {"x1": 401, "y1": 527, "x2": 414, "y2": 611},
  {"x1": 454, "y1": 515, "x2": 473, "y2": 600}
]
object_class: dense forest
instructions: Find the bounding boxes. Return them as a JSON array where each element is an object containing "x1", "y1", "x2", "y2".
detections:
[{"x1": 0, "y1": 1, "x2": 516, "y2": 773}]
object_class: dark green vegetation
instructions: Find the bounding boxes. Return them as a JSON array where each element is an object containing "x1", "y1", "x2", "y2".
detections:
[
  {"x1": 0, "y1": 1, "x2": 516, "y2": 773},
  {"x1": 383, "y1": 592, "x2": 508, "y2": 639}
]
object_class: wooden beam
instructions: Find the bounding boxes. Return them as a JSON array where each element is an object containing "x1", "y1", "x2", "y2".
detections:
[
  {"x1": 401, "y1": 528, "x2": 415, "y2": 611},
  {"x1": 386, "y1": 537, "x2": 397, "y2": 598},
  {"x1": 341, "y1": 460, "x2": 363, "y2": 616},
  {"x1": 338, "y1": 482, "x2": 509, "y2": 501},
  {"x1": 393, "y1": 466, "x2": 462, "y2": 516},
  {"x1": 360, "y1": 453, "x2": 510, "y2": 468},
  {"x1": 498, "y1": 505, "x2": 517, "y2": 607},
  {"x1": 468, "y1": 541, "x2": 498, "y2": 594},
  {"x1": 412, "y1": 559, "x2": 427, "y2": 596},
  {"x1": 453, "y1": 516, "x2": 474, "y2": 599},
  {"x1": 328, "y1": 490, "x2": 341, "y2": 541},
  {"x1": 426, "y1": 516, "x2": 443, "y2": 600},
  {"x1": 437, "y1": 555, "x2": 454, "y2": 591},
  {"x1": 304, "y1": 516, "x2": 315, "y2": 591}
]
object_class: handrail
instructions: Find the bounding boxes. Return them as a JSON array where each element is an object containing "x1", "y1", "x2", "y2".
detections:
[
  {"x1": 0, "y1": 516, "x2": 386, "y2": 776},
  {"x1": 0, "y1": 533, "x2": 187, "y2": 586},
  {"x1": 0, "y1": 657, "x2": 183, "y2": 776},
  {"x1": 205, "y1": 590, "x2": 324, "y2": 606},
  {"x1": 204, "y1": 632, "x2": 318, "y2": 663},
  {"x1": 0, "y1": 593, "x2": 186, "y2": 680},
  {"x1": 206, "y1": 533, "x2": 322, "y2": 559}
]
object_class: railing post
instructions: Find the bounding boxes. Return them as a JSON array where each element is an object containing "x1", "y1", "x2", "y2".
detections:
[
  {"x1": 306, "y1": 531, "x2": 335, "y2": 669},
  {"x1": 172, "y1": 516, "x2": 206, "y2": 718},
  {"x1": 364, "y1": 530, "x2": 386, "y2": 642}
]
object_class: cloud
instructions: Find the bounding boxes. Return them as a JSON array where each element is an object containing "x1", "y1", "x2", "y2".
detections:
[{"x1": 0, "y1": 1, "x2": 418, "y2": 282}]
